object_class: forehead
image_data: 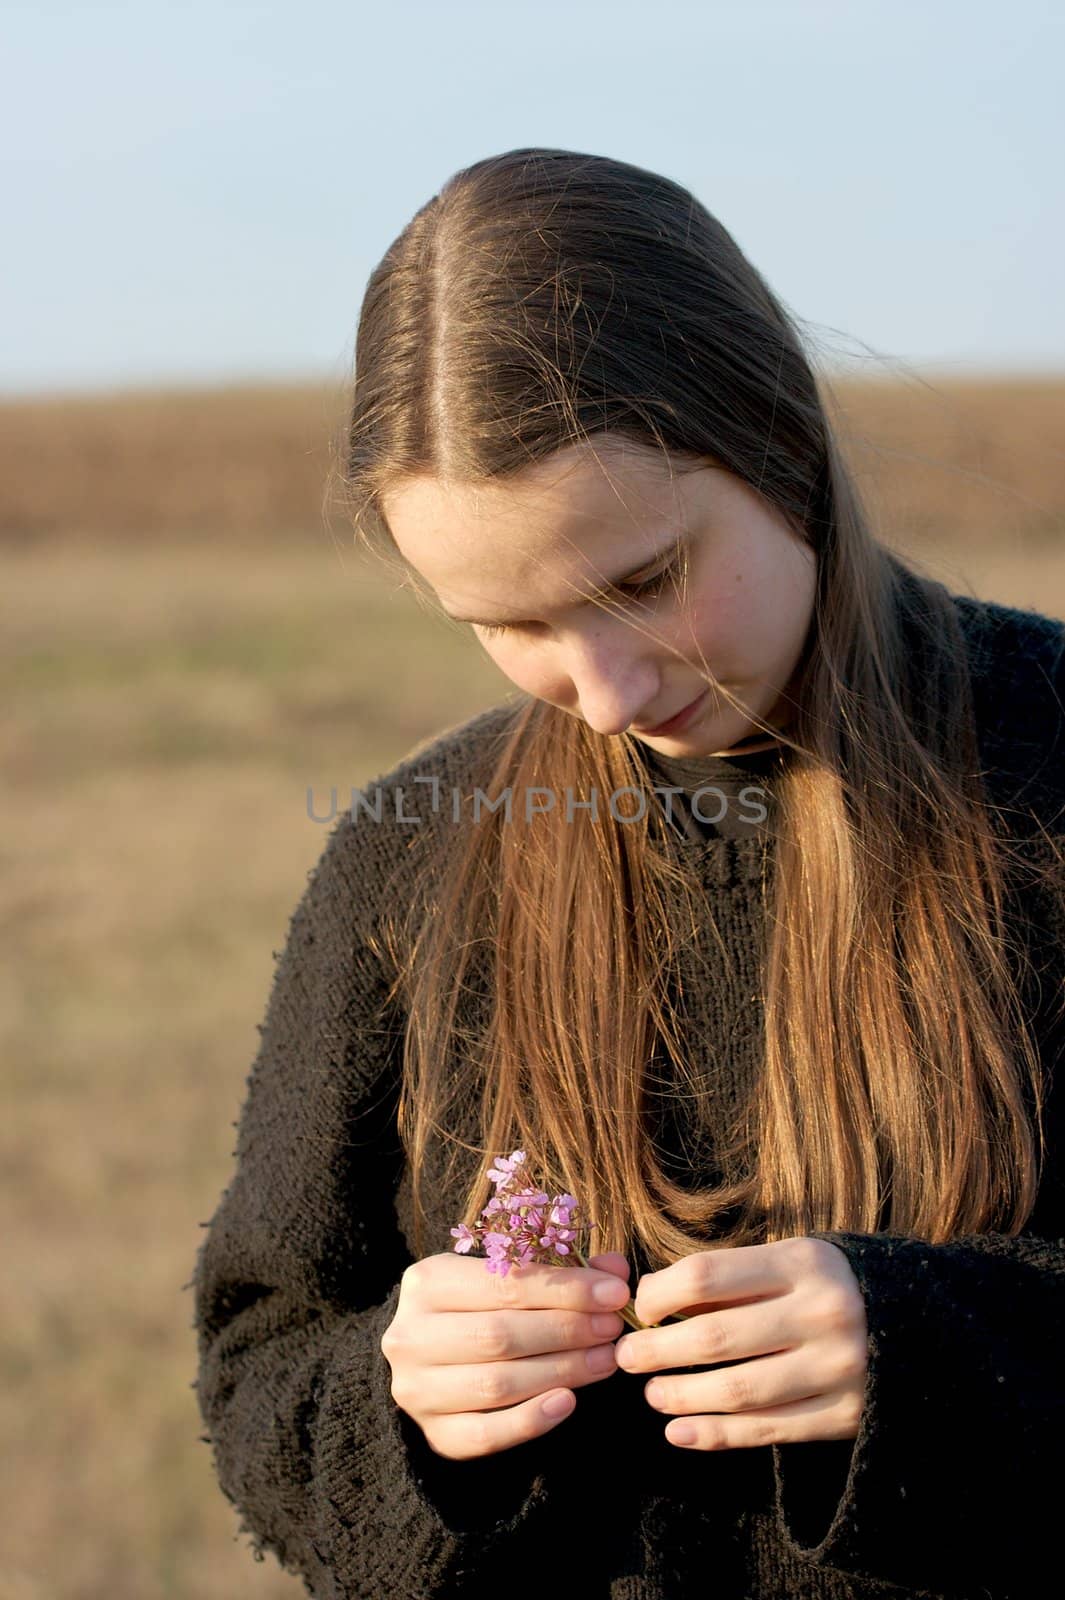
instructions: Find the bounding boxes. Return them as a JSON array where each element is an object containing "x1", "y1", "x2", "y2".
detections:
[{"x1": 381, "y1": 441, "x2": 698, "y2": 572}]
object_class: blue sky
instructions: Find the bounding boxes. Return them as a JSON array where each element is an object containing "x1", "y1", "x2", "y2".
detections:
[{"x1": 5, "y1": 0, "x2": 1062, "y2": 396}]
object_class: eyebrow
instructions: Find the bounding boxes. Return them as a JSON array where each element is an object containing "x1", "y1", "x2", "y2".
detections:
[{"x1": 441, "y1": 530, "x2": 688, "y2": 626}]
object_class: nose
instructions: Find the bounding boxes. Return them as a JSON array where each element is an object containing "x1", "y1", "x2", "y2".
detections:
[{"x1": 562, "y1": 628, "x2": 659, "y2": 736}]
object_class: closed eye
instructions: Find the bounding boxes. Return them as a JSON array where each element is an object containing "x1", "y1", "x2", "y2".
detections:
[{"x1": 475, "y1": 556, "x2": 682, "y2": 639}]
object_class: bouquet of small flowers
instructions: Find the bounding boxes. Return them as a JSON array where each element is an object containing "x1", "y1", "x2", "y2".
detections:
[{"x1": 450, "y1": 1149, "x2": 687, "y2": 1331}]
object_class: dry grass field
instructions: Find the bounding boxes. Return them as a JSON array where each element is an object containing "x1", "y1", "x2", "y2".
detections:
[{"x1": 3, "y1": 374, "x2": 1064, "y2": 1598}]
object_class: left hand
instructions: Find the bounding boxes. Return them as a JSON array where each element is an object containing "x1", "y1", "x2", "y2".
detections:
[{"x1": 615, "y1": 1236, "x2": 868, "y2": 1450}]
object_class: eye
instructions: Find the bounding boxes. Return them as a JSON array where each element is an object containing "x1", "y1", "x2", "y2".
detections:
[
  {"x1": 620, "y1": 558, "x2": 681, "y2": 607},
  {"x1": 474, "y1": 557, "x2": 682, "y2": 640}
]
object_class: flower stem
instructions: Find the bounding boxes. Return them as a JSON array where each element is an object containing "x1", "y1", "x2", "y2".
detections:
[{"x1": 569, "y1": 1246, "x2": 691, "y2": 1329}]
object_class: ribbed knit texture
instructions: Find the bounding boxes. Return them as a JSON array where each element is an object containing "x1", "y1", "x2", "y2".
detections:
[
  {"x1": 190, "y1": 587, "x2": 1065, "y2": 1598},
  {"x1": 640, "y1": 740, "x2": 786, "y2": 841}
]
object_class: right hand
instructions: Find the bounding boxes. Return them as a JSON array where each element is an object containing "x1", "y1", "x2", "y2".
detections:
[{"x1": 381, "y1": 1249, "x2": 632, "y2": 1460}]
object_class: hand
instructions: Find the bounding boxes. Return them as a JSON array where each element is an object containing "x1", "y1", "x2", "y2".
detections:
[
  {"x1": 381, "y1": 1250, "x2": 632, "y2": 1460},
  {"x1": 615, "y1": 1236, "x2": 868, "y2": 1450}
]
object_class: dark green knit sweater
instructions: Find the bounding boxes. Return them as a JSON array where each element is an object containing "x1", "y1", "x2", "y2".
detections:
[{"x1": 190, "y1": 583, "x2": 1065, "y2": 1599}]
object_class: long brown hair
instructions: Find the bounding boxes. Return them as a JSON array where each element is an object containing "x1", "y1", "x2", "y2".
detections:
[{"x1": 330, "y1": 147, "x2": 1063, "y2": 1268}]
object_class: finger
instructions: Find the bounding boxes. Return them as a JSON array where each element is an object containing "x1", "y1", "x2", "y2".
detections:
[
  {"x1": 409, "y1": 1341, "x2": 620, "y2": 1421},
  {"x1": 633, "y1": 1241, "x2": 792, "y2": 1327},
  {"x1": 642, "y1": 1349, "x2": 822, "y2": 1417},
  {"x1": 397, "y1": 1305, "x2": 626, "y2": 1365},
  {"x1": 616, "y1": 1301, "x2": 794, "y2": 1374},
  {"x1": 659, "y1": 1389, "x2": 863, "y2": 1452},
  {"x1": 411, "y1": 1251, "x2": 631, "y2": 1313},
  {"x1": 421, "y1": 1386, "x2": 580, "y2": 1462},
  {"x1": 586, "y1": 1252, "x2": 631, "y2": 1281}
]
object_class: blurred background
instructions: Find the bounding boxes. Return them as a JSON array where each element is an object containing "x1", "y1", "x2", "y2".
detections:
[{"x1": 3, "y1": 1, "x2": 1063, "y2": 1595}]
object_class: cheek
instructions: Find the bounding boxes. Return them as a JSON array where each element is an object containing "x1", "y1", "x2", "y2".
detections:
[
  {"x1": 481, "y1": 640, "x2": 560, "y2": 700},
  {"x1": 688, "y1": 549, "x2": 809, "y2": 668},
  {"x1": 682, "y1": 593, "x2": 754, "y2": 668}
]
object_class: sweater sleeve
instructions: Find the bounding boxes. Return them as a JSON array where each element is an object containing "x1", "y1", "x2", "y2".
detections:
[
  {"x1": 188, "y1": 812, "x2": 560, "y2": 1599},
  {"x1": 768, "y1": 1227, "x2": 1065, "y2": 1596}
]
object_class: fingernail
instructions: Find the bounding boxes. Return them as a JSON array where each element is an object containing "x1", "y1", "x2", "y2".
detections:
[
  {"x1": 592, "y1": 1311, "x2": 620, "y2": 1336},
  {"x1": 542, "y1": 1391, "x2": 574, "y2": 1420},
  {"x1": 594, "y1": 1278, "x2": 629, "y2": 1307},
  {"x1": 586, "y1": 1344, "x2": 617, "y2": 1373}
]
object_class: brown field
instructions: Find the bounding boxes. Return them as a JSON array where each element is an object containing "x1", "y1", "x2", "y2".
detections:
[{"x1": 3, "y1": 374, "x2": 1064, "y2": 1598}]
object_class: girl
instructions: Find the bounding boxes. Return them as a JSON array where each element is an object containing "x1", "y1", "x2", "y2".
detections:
[{"x1": 191, "y1": 149, "x2": 1065, "y2": 1598}]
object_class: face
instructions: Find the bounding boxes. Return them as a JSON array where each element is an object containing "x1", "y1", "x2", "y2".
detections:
[{"x1": 381, "y1": 440, "x2": 818, "y2": 758}]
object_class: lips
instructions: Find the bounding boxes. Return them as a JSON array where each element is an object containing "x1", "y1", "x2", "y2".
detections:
[{"x1": 633, "y1": 688, "x2": 708, "y2": 736}]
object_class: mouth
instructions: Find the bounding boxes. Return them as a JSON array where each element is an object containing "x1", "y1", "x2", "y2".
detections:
[{"x1": 632, "y1": 688, "x2": 709, "y2": 737}]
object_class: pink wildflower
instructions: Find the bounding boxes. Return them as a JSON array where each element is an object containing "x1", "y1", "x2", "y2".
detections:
[
  {"x1": 448, "y1": 1150, "x2": 596, "y2": 1279},
  {"x1": 447, "y1": 1151, "x2": 690, "y2": 1332}
]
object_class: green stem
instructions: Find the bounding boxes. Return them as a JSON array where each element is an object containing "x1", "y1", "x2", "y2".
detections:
[{"x1": 569, "y1": 1246, "x2": 691, "y2": 1330}]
